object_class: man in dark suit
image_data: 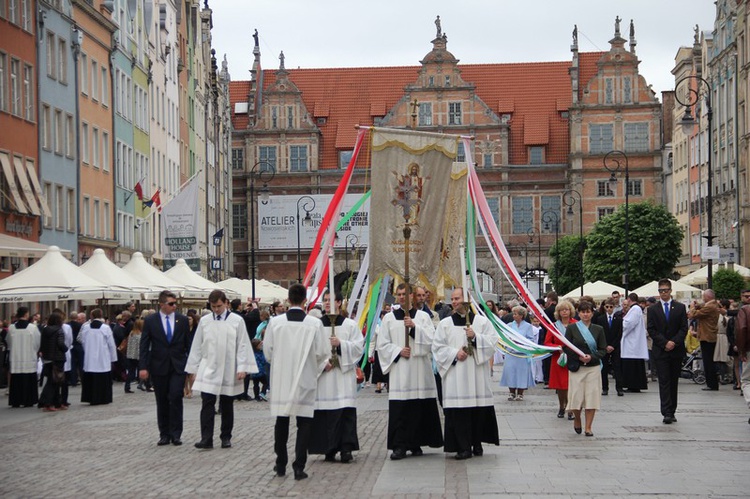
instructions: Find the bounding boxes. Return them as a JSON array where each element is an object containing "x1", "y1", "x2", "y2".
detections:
[
  {"x1": 594, "y1": 298, "x2": 624, "y2": 396},
  {"x1": 139, "y1": 290, "x2": 191, "y2": 445},
  {"x1": 646, "y1": 278, "x2": 688, "y2": 424}
]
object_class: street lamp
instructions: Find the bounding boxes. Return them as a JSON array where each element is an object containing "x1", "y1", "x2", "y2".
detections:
[
  {"x1": 563, "y1": 189, "x2": 584, "y2": 296},
  {"x1": 527, "y1": 227, "x2": 541, "y2": 298},
  {"x1": 296, "y1": 195, "x2": 315, "y2": 283},
  {"x1": 676, "y1": 75, "x2": 714, "y2": 288},
  {"x1": 542, "y1": 210, "x2": 560, "y2": 289},
  {"x1": 603, "y1": 150, "x2": 629, "y2": 295},
  {"x1": 249, "y1": 160, "x2": 275, "y2": 301},
  {"x1": 345, "y1": 234, "x2": 359, "y2": 273}
]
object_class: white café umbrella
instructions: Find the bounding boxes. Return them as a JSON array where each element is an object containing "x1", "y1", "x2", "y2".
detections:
[
  {"x1": 216, "y1": 277, "x2": 288, "y2": 304},
  {"x1": 121, "y1": 252, "x2": 186, "y2": 300},
  {"x1": 561, "y1": 280, "x2": 626, "y2": 302},
  {"x1": 0, "y1": 245, "x2": 108, "y2": 303},
  {"x1": 164, "y1": 258, "x2": 240, "y2": 300},
  {"x1": 631, "y1": 279, "x2": 701, "y2": 299},
  {"x1": 677, "y1": 263, "x2": 750, "y2": 286},
  {"x1": 78, "y1": 248, "x2": 149, "y2": 303}
]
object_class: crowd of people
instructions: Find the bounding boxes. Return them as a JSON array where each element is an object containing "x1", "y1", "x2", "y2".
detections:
[{"x1": 2, "y1": 278, "x2": 750, "y2": 481}]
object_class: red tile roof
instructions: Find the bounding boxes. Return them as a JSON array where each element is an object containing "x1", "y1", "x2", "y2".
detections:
[{"x1": 230, "y1": 52, "x2": 604, "y2": 168}]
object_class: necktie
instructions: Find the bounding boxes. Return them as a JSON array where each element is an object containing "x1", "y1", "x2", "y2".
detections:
[
  {"x1": 166, "y1": 316, "x2": 173, "y2": 343},
  {"x1": 216, "y1": 314, "x2": 222, "y2": 321},
  {"x1": 608, "y1": 315, "x2": 612, "y2": 328},
  {"x1": 664, "y1": 302, "x2": 670, "y2": 322}
]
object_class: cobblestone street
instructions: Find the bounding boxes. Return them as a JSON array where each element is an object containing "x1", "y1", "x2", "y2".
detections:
[{"x1": 1, "y1": 367, "x2": 747, "y2": 498}]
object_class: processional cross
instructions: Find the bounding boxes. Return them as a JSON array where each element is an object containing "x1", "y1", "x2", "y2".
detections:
[{"x1": 394, "y1": 176, "x2": 421, "y2": 348}]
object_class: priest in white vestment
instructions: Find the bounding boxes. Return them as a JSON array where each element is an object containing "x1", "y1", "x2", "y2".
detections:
[
  {"x1": 621, "y1": 293, "x2": 649, "y2": 392},
  {"x1": 79, "y1": 308, "x2": 117, "y2": 405},
  {"x1": 433, "y1": 288, "x2": 500, "y2": 459},
  {"x1": 309, "y1": 291, "x2": 364, "y2": 463},
  {"x1": 7, "y1": 307, "x2": 41, "y2": 408},
  {"x1": 264, "y1": 283, "x2": 329, "y2": 480},
  {"x1": 377, "y1": 283, "x2": 443, "y2": 460},
  {"x1": 186, "y1": 290, "x2": 256, "y2": 449}
]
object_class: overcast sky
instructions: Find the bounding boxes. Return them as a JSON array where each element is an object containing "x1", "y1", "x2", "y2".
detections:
[{"x1": 212, "y1": 0, "x2": 717, "y2": 98}]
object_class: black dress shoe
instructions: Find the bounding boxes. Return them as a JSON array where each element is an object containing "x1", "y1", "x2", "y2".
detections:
[
  {"x1": 662, "y1": 416, "x2": 674, "y2": 424},
  {"x1": 340, "y1": 451, "x2": 353, "y2": 463},
  {"x1": 125, "y1": 388, "x2": 134, "y2": 393},
  {"x1": 701, "y1": 387, "x2": 718, "y2": 391},
  {"x1": 273, "y1": 465, "x2": 285, "y2": 477},
  {"x1": 390, "y1": 448, "x2": 406, "y2": 460},
  {"x1": 293, "y1": 469, "x2": 308, "y2": 480},
  {"x1": 617, "y1": 390, "x2": 624, "y2": 396},
  {"x1": 194, "y1": 439, "x2": 213, "y2": 449},
  {"x1": 221, "y1": 439, "x2": 231, "y2": 449},
  {"x1": 157, "y1": 436, "x2": 171, "y2": 446},
  {"x1": 171, "y1": 439, "x2": 182, "y2": 446},
  {"x1": 410, "y1": 447, "x2": 423, "y2": 456},
  {"x1": 454, "y1": 450, "x2": 473, "y2": 460},
  {"x1": 602, "y1": 389, "x2": 608, "y2": 396},
  {"x1": 557, "y1": 408, "x2": 565, "y2": 418},
  {"x1": 574, "y1": 426, "x2": 582, "y2": 434},
  {"x1": 324, "y1": 453, "x2": 336, "y2": 462},
  {"x1": 472, "y1": 445, "x2": 484, "y2": 456}
]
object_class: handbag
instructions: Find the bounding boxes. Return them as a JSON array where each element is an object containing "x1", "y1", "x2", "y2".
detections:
[
  {"x1": 117, "y1": 334, "x2": 129, "y2": 353},
  {"x1": 355, "y1": 367, "x2": 365, "y2": 384},
  {"x1": 567, "y1": 355, "x2": 580, "y2": 372},
  {"x1": 52, "y1": 364, "x2": 66, "y2": 385}
]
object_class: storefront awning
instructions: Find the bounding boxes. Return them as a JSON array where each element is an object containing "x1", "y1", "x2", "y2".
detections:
[
  {"x1": 0, "y1": 233, "x2": 71, "y2": 259},
  {"x1": 0, "y1": 152, "x2": 28, "y2": 214},
  {"x1": 13, "y1": 155, "x2": 40, "y2": 216},
  {"x1": 24, "y1": 158, "x2": 51, "y2": 218}
]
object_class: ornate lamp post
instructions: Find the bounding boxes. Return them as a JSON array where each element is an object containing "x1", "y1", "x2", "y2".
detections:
[
  {"x1": 527, "y1": 226, "x2": 541, "y2": 298},
  {"x1": 249, "y1": 160, "x2": 275, "y2": 301},
  {"x1": 563, "y1": 189, "x2": 584, "y2": 296},
  {"x1": 676, "y1": 75, "x2": 714, "y2": 288},
  {"x1": 296, "y1": 196, "x2": 315, "y2": 283},
  {"x1": 542, "y1": 210, "x2": 560, "y2": 289},
  {"x1": 604, "y1": 150, "x2": 629, "y2": 295}
]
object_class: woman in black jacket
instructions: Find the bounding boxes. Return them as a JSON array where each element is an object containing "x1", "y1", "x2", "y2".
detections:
[{"x1": 38, "y1": 312, "x2": 67, "y2": 411}]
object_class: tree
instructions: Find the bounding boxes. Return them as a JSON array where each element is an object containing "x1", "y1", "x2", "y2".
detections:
[
  {"x1": 712, "y1": 268, "x2": 745, "y2": 301},
  {"x1": 549, "y1": 234, "x2": 586, "y2": 295},
  {"x1": 583, "y1": 201, "x2": 683, "y2": 290}
]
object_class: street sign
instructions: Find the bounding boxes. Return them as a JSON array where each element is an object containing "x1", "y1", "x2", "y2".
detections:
[
  {"x1": 702, "y1": 245, "x2": 720, "y2": 260},
  {"x1": 210, "y1": 258, "x2": 222, "y2": 270}
]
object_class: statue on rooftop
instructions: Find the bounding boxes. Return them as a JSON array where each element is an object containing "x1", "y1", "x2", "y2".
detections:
[
  {"x1": 279, "y1": 50, "x2": 285, "y2": 70},
  {"x1": 253, "y1": 29, "x2": 259, "y2": 47},
  {"x1": 435, "y1": 16, "x2": 442, "y2": 38},
  {"x1": 572, "y1": 24, "x2": 578, "y2": 46}
]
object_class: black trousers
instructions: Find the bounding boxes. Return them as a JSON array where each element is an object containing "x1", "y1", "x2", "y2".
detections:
[
  {"x1": 39, "y1": 362, "x2": 63, "y2": 408},
  {"x1": 151, "y1": 371, "x2": 185, "y2": 440},
  {"x1": 700, "y1": 341, "x2": 718, "y2": 389},
  {"x1": 274, "y1": 416, "x2": 313, "y2": 472},
  {"x1": 654, "y1": 354, "x2": 682, "y2": 417},
  {"x1": 200, "y1": 393, "x2": 234, "y2": 441}
]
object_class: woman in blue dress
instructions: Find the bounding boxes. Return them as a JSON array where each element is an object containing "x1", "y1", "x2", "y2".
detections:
[{"x1": 500, "y1": 306, "x2": 536, "y2": 401}]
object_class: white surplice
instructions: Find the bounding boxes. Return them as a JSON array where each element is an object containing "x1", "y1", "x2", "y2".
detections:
[
  {"x1": 264, "y1": 310, "x2": 329, "y2": 418},
  {"x1": 315, "y1": 316, "x2": 364, "y2": 410},
  {"x1": 7, "y1": 322, "x2": 41, "y2": 374},
  {"x1": 79, "y1": 322, "x2": 117, "y2": 373},
  {"x1": 621, "y1": 305, "x2": 649, "y2": 360},
  {"x1": 186, "y1": 312, "x2": 257, "y2": 396},
  {"x1": 377, "y1": 308, "x2": 437, "y2": 400},
  {"x1": 433, "y1": 313, "x2": 496, "y2": 408}
]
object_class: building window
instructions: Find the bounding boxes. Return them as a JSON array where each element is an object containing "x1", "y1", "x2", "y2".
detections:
[
  {"x1": 55, "y1": 184, "x2": 63, "y2": 229},
  {"x1": 483, "y1": 153, "x2": 492, "y2": 168},
  {"x1": 529, "y1": 146, "x2": 544, "y2": 165},
  {"x1": 624, "y1": 123, "x2": 649, "y2": 152},
  {"x1": 43, "y1": 182, "x2": 53, "y2": 228},
  {"x1": 339, "y1": 150, "x2": 353, "y2": 168},
  {"x1": 627, "y1": 179, "x2": 643, "y2": 196},
  {"x1": 428, "y1": 76, "x2": 434, "y2": 86},
  {"x1": 82, "y1": 195, "x2": 90, "y2": 235},
  {"x1": 46, "y1": 32, "x2": 56, "y2": 79},
  {"x1": 58, "y1": 39, "x2": 67, "y2": 83},
  {"x1": 101, "y1": 67, "x2": 108, "y2": 106},
  {"x1": 597, "y1": 180, "x2": 615, "y2": 197},
  {"x1": 54, "y1": 109, "x2": 63, "y2": 154},
  {"x1": 512, "y1": 196, "x2": 533, "y2": 234},
  {"x1": 92, "y1": 127, "x2": 99, "y2": 168},
  {"x1": 103, "y1": 201, "x2": 110, "y2": 239},
  {"x1": 91, "y1": 60, "x2": 98, "y2": 101},
  {"x1": 0, "y1": 52, "x2": 6, "y2": 112},
  {"x1": 231, "y1": 148, "x2": 244, "y2": 170},
  {"x1": 289, "y1": 145, "x2": 308, "y2": 172},
  {"x1": 444, "y1": 75, "x2": 451, "y2": 86},
  {"x1": 80, "y1": 53, "x2": 88, "y2": 95},
  {"x1": 81, "y1": 122, "x2": 89, "y2": 164},
  {"x1": 8, "y1": 0, "x2": 18, "y2": 24},
  {"x1": 271, "y1": 106, "x2": 277, "y2": 128},
  {"x1": 589, "y1": 124, "x2": 613, "y2": 154},
  {"x1": 232, "y1": 203, "x2": 247, "y2": 239},
  {"x1": 418, "y1": 102, "x2": 432, "y2": 126},
  {"x1": 605, "y1": 78, "x2": 613, "y2": 104},
  {"x1": 67, "y1": 188, "x2": 75, "y2": 231},
  {"x1": 93, "y1": 199, "x2": 100, "y2": 238},
  {"x1": 21, "y1": 0, "x2": 31, "y2": 31},
  {"x1": 448, "y1": 102, "x2": 462, "y2": 125},
  {"x1": 10, "y1": 58, "x2": 20, "y2": 116},
  {"x1": 541, "y1": 196, "x2": 561, "y2": 233},
  {"x1": 287, "y1": 106, "x2": 294, "y2": 128},
  {"x1": 23, "y1": 64, "x2": 32, "y2": 120},
  {"x1": 623, "y1": 76, "x2": 632, "y2": 104},
  {"x1": 42, "y1": 104, "x2": 51, "y2": 150},
  {"x1": 597, "y1": 207, "x2": 615, "y2": 220},
  {"x1": 258, "y1": 146, "x2": 276, "y2": 171},
  {"x1": 102, "y1": 132, "x2": 109, "y2": 172},
  {"x1": 65, "y1": 114, "x2": 74, "y2": 157},
  {"x1": 456, "y1": 142, "x2": 466, "y2": 163}
]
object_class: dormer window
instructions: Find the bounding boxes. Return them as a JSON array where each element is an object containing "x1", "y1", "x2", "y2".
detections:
[
  {"x1": 445, "y1": 75, "x2": 451, "y2": 87},
  {"x1": 428, "y1": 76, "x2": 435, "y2": 87},
  {"x1": 271, "y1": 106, "x2": 277, "y2": 128}
]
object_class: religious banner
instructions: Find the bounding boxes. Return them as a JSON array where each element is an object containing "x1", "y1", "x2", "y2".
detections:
[
  {"x1": 160, "y1": 174, "x2": 201, "y2": 271},
  {"x1": 369, "y1": 128, "x2": 466, "y2": 290}
]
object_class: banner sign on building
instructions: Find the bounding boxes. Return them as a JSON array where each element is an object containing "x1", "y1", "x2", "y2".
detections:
[
  {"x1": 257, "y1": 194, "x2": 370, "y2": 250},
  {"x1": 161, "y1": 175, "x2": 201, "y2": 271}
]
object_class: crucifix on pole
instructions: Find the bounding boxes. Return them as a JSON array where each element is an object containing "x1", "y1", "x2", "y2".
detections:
[{"x1": 394, "y1": 173, "x2": 421, "y2": 348}]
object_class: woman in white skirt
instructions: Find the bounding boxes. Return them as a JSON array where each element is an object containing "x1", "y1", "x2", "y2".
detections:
[{"x1": 564, "y1": 301, "x2": 607, "y2": 437}]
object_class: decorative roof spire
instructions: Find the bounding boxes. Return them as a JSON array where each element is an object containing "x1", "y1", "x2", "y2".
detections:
[
  {"x1": 629, "y1": 19, "x2": 636, "y2": 54},
  {"x1": 279, "y1": 50, "x2": 285, "y2": 71}
]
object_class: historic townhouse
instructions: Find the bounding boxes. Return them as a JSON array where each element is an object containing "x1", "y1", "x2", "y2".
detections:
[{"x1": 229, "y1": 20, "x2": 663, "y2": 298}]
